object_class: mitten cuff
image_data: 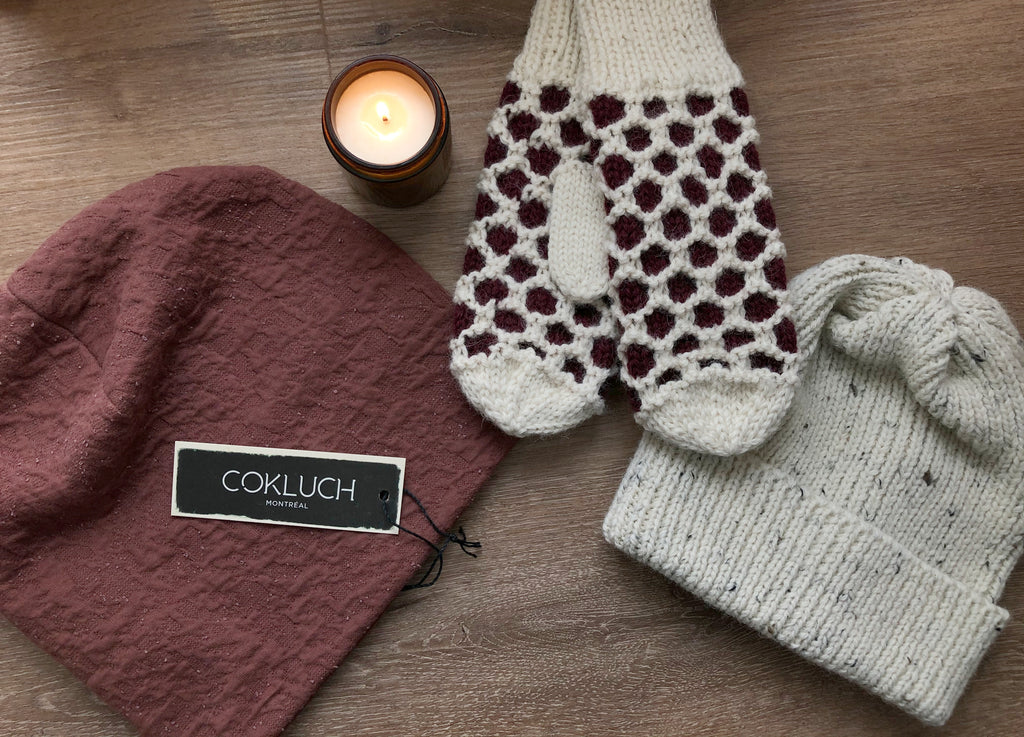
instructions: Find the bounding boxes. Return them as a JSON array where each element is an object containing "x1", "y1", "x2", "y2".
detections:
[
  {"x1": 511, "y1": 0, "x2": 580, "y2": 87},
  {"x1": 604, "y1": 433, "x2": 1009, "y2": 726},
  {"x1": 577, "y1": 0, "x2": 742, "y2": 97}
]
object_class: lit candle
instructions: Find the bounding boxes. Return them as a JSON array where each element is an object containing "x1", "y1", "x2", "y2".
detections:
[
  {"x1": 333, "y1": 70, "x2": 435, "y2": 166},
  {"x1": 323, "y1": 56, "x2": 452, "y2": 208}
]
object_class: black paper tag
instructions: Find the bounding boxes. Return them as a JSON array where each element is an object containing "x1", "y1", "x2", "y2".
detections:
[{"x1": 171, "y1": 441, "x2": 404, "y2": 534}]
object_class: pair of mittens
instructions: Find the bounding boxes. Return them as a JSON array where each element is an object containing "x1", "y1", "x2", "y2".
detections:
[{"x1": 451, "y1": 0, "x2": 797, "y2": 456}]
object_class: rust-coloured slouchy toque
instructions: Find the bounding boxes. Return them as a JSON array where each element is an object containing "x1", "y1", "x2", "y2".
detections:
[{"x1": 0, "y1": 166, "x2": 514, "y2": 736}]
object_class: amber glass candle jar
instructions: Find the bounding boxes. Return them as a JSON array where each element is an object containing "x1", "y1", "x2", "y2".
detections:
[{"x1": 322, "y1": 55, "x2": 452, "y2": 208}]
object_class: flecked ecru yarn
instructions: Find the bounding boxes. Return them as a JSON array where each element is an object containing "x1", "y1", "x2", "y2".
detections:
[
  {"x1": 604, "y1": 255, "x2": 1024, "y2": 725},
  {"x1": 576, "y1": 0, "x2": 797, "y2": 455},
  {"x1": 450, "y1": 0, "x2": 619, "y2": 437}
]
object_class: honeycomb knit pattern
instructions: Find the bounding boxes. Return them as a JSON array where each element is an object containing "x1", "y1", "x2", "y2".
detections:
[
  {"x1": 577, "y1": 0, "x2": 798, "y2": 455},
  {"x1": 450, "y1": 0, "x2": 619, "y2": 437},
  {"x1": 604, "y1": 255, "x2": 1024, "y2": 726}
]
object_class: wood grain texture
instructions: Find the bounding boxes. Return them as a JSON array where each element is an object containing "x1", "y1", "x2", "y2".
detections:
[{"x1": 1, "y1": 0, "x2": 1022, "y2": 734}]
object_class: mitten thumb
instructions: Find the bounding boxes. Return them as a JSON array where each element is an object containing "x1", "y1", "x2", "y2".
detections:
[{"x1": 548, "y1": 158, "x2": 611, "y2": 302}]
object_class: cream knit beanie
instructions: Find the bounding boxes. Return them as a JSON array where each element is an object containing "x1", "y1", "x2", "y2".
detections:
[{"x1": 604, "y1": 254, "x2": 1024, "y2": 725}]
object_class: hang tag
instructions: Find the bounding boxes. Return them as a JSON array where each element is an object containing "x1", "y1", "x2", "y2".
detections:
[{"x1": 172, "y1": 441, "x2": 404, "y2": 534}]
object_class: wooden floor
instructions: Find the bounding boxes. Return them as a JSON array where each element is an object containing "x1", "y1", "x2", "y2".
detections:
[{"x1": 1, "y1": 0, "x2": 1023, "y2": 734}]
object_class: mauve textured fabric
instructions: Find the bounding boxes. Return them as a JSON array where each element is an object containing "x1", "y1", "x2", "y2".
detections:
[{"x1": 0, "y1": 166, "x2": 514, "y2": 736}]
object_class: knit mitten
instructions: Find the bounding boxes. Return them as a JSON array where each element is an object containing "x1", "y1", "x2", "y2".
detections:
[
  {"x1": 605, "y1": 255, "x2": 1024, "y2": 725},
  {"x1": 576, "y1": 0, "x2": 797, "y2": 455},
  {"x1": 450, "y1": 0, "x2": 618, "y2": 437}
]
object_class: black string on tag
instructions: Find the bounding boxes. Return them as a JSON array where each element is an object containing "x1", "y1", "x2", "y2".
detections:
[{"x1": 379, "y1": 489, "x2": 481, "y2": 590}]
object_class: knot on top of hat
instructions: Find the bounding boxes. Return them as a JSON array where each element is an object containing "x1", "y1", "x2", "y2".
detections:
[{"x1": 791, "y1": 254, "x2": 1024, "y2": 455}]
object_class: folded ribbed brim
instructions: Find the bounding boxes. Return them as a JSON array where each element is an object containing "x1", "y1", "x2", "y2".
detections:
[{"x1": 603, "y1": 433, "x2": 1007, "y2": 726}]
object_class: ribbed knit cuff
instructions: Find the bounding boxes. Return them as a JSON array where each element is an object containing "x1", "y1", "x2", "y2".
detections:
[
  {"x1": 511, "y1": 0, "x2": 579, "y2": 87},
  {"x1": 604, "y1": 433, "x2": 1009, "y2": 726},
  {"x1": 577, "y1": 0, "x2": 742, "y2": 97}
]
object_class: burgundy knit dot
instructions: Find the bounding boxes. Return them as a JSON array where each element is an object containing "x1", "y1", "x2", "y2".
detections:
[
  {"x1": 633, "y1": 180, "x2": 663, "y2": 213},
  {"x1": 723, "y1": 329, "x2": 754, "y2": 351},
  {"x1": 539, "y1": 85, "x2": 570, "y2": 113},
  {"x1": 736, "y1": 232, "x2": 767, "y2": 261},
  {"x1": 750, "y1": 352, "x2": 783, "y2": 374},
  {"x1": 625, "y1": 344, "x2": 656, "y2": 379},
  {"x1": 584, "y1": 138, "x2": 601, "y2": 163},
  {"x1": 486, "y1": 225, "x2": 516, "y2": 255},
  {"x1": 465, "y1": 332, "x2": 497, "y2": 357},
  {"x1": 574, "y1": 304, "x2": 601, "y2": 327},
  {"x1": 764, "y1": 257, "x2": 788, "y2": 291},
  {"x1": 731, "y1": 88, "x2": 750, "y2": 117},
  {"x1": 499, "y1": 81, "x2": 521, "y2": 106},
  {"x1": 613, "y1": 214, "x2": 645, "y2": 250},
  {"x1": 494, "y1": 309, "x2": 526, "y2": 333},
  {"x1": 601, "y1": 154, "x2": 634, "y2": 189},
  {"x1": 625, "y1": 126, "x2": 652, "y2": 151},
  {"x1": 688, "y1": 241, "x2": 717, "y2": 267},
  {"x1": 679, "y1": 176, "x2": 708, "y2": 206},
  {"x1": 644, "y1": 97, "x2": 668, "y2": 118},
  {"x1": 694, "y1": 301, "x2": 725, "y2": 328},
  {"x1": 673, "y1": 334, "x2": 699, "y2": 354},
  {"x1": 537, "y1": 235, "x2": 549, "y2": 259},
  {"x1": 591, "y1": 336, "x2": 617, "y2": 369},
  {"x1": 607, "y1": 255, "x2": 618, "y2": 278},
  {"x1": 626, "y1": 387, "x2": 642, "y2": 412},
  {"x1": 652, "y1": 152, "x2": 677, "y2": 175},
  {"x1": 775, "y1": 318, "x2": 797, "y2": 353},
  {"x1": 656, "y1": 368, "x2": 682, "y2": 387},
  {"x1": 699, "y1": 358, "x2": 729, "y2": 370},
  {"x1": 526, "y1": 287, "x2": 558, "y2": 315},
  {"x1": 744, "y1": 293, "x2": 778, "y2": 322},
  {"x1": 453, "y1": 303, "x2": 474, "y2": 334},
  {"x1": 475, "y1": 193, "x2": 497, "y2": 220},
  {"x1": 506, "y1": 256, "x2": 537, "y2": 282},
  {"x1": 755, "y1": 199, "x2": 777, "y2": 229},
  {"x1": 668, "y1": 273, "x2": 697, "y2": 303},
  {"x1": 645, "y1": 309, "x2": 675, "y2": 339},
  {"x1": 497, "y1": 169, "x2": 529, "y2": 200},
  {"x1": 475, "y1": 278, "x2": 509, "y2": 305},
  {"x1": 484, "y1": 136, "x2": 508, "y2": 167},
  {"x1": 546, "y1": 323, "x2": 573, "y2": 345},
  {"x1": 519, "y1": 341, "x2": 546, "y2": 359},
  {"x1": 590, "y1": 94, "x2": 626, "y2": 128},
  {"x1": 519, "y1": 199, "x2": 548, "y2": 228},
  {"x1": 463, "y1": 247, "x2": 485, "y2": 275},
  {"x1": 686, "y1": 94, "x2": 715, "y2": 117},
  {"x1": 560, "y1": 119, "x2": 587, "y2": 147},
  {"x1": 669, "y1": 122, "x2": 695, "y2": 147},
  {"x1": 618, "y1": 279, "x2": 649, "y2": 313},
  {"x1": 662, "y1": 208, "x2": 691, "y2": 240},
  {"x1": 715, "y1": 269, "x2": 745, "y2": 297},
  {"x1": 714, "y1": 117, "x2": 742, "y2": 144},
  {"x1": 640, "y1": 245, "x2": 670, "y2": 275},
  {"x1": 743, "y1": 143, "x2": 762, "y2": 171},
  {"x1": 563, "y1": 358, "x2": 586, "y2": 383},
  {"x1": 697, "y1": 145, "x2": 725, "y2": 179},
  {"x1": 526, "y1": 146, "x2": 561, "y2": 177},
  {"x1": 709, "y1": 207, "x2": 737, "y2": 237},
  {"x1": 726, "y1": 174, "x2": 755, "y2": 202},
  {"x1": 508, "y1": 112, "x2": 540, "y2": 142}
]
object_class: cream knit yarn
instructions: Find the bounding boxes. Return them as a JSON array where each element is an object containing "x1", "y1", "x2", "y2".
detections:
[
  {"x1": 604, "y1": 255, "x2": 1024, "y2": 725},
  {"x1": 576, "y1": 0, "x2": 798, "y2": 455},
  {"x1": 450, "y1": 0, "x2": 619, "y2": 436}
]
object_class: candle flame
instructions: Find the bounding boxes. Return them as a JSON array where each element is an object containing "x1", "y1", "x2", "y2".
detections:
[{"x1": 376, "y1": 100, "x2": 390, "y2": 124}]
